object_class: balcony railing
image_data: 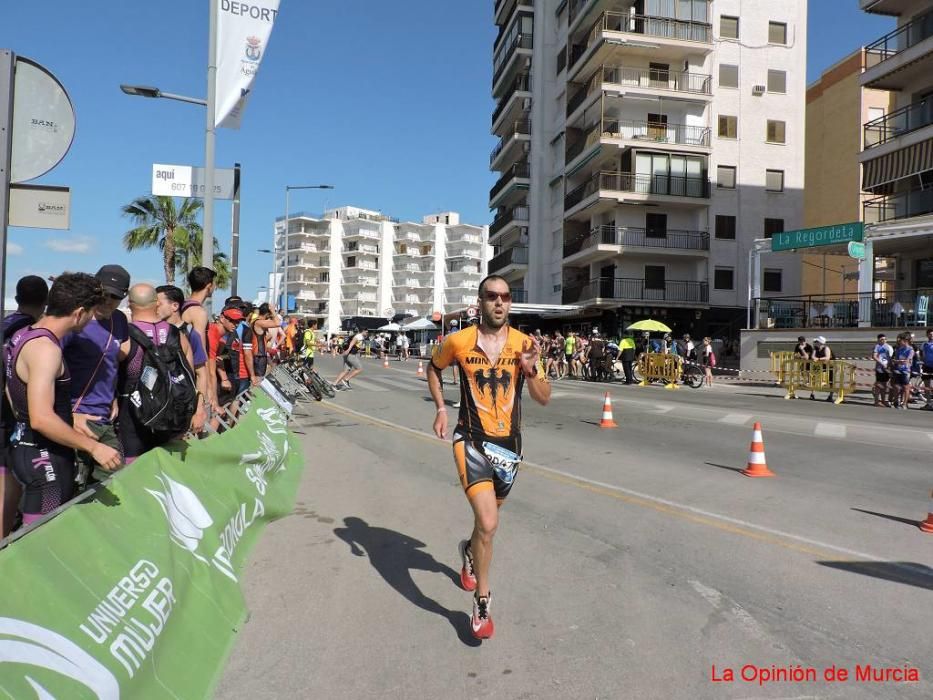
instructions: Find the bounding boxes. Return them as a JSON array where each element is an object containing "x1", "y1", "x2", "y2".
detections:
[
  {"x1": 493, "y1": 32, "x2": 533, "y2": 85},
  {"x1": 489, "y1": 161, "x2": 531, "y2": 202},
  {"x1": 602, "y1": 118, "x2": 711, "y2": 146},
  {"x1": 490, "y1": 118, "x2": 532, "y2": 165},
  {"x1": 562, "y1": 277, "x2": 708, "y2": 304},
  {"x1": 565, "y1": 171, "x2": 711, "y2": 210},
  {"x1": 512, "y1": 289, "x2": 528, "y2": 303},
  {"x1": 492, "y1": 73, "x2": 531, "y2": 126},
  {"x1": 563, "y1": 225, "x2": 709, "y2": 257},
  {"x1": 863, "y1": 98, "x2": 933, "y2": 148},
  {"x1": 490, "y1": 205, "x2": 530, "y2": 236},
  {"x1": 570, "y1": 12, "x2": 712, "y2": 72},
  {"x1": 489, "y1": 246, "x2": 529, "y2": 273},
  {"x1": 753, "y1": 288, "x2": 933, "y2": 329},
  {"x1": 864, "y1": 9, "x2": 933, "y2": 69},
  {"x1": 567, "y1": 65, "x2": 711, "y2": 117},
  {"x1": 863, "y1": 187, "x2": 933, "y2": 224}
]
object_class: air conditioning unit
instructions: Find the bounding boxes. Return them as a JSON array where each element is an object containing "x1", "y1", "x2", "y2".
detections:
[{"x1": 752, "y1": 84, "x2": 765, "y2": 96}]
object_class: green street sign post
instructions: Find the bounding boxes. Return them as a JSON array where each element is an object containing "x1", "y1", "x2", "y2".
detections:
[
  {"x1": 770, "y1": 222, "x2": 864, "y2": 252},
  {"x1": 847, "y1": 241, "x2": 866, "y2": 260}
]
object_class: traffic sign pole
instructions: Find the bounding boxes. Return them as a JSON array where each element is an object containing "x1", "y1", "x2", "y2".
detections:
[{"x1": 0, "y1": 49, "x2": 16, "y2": 446}]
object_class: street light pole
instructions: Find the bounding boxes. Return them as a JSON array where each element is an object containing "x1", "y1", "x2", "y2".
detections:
[{"x1": 202, "y1": 0, "x2": 218, "y2": 314}]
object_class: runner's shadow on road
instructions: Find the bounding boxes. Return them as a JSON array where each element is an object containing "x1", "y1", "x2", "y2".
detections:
[
  {"x1": 816, "y1": 561, "x2": 933, "y2": 591},
  {"x1": 333, "y1": 517, "x2": 481, "y2": 647}
]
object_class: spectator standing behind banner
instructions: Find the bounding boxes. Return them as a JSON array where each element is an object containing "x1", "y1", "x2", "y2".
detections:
[
  {"x1": 181, "y1": 267, "x2": 217, "y2": 416},
  {"x1": 1, "y1": 275, "x2": 49, "y2": 536},
  {"x1": 250, "y1": 303, "x2": 281, "y2": 380},
  {"x1": 117, "y1": 284, "x2": 196, "y2": 463},
  {"x1": 156, "y1": 285, "x2": 208, "y2": 433},
  {"x1": 62, "y1": 265, "x2": 132, "y2": 488},
  {"x1": 872, "y1": 333, "x2": 893, "y2": 408},
  {"x1": 207, "y1": 308, "x2": 242, "y2": 408},
  {"x1": 301, "y1": 321, "x2": 318, "y2": 367},
  {"x1": 6, "y1": 274, "x2": 120, "y2": 525}
]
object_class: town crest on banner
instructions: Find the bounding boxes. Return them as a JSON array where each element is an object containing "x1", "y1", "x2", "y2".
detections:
[{"x1": 214, "y1": 0, "x2": 281, "y2": 129}]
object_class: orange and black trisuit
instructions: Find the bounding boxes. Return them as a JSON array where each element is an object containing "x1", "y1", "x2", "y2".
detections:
[{"x1": 432, "y1": 325, "x2": 547, "y2": 503}]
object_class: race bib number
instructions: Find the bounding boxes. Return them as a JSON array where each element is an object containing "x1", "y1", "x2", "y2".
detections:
[{"x1": 481, "y1": 441, "x2": 522, "y2": 484}]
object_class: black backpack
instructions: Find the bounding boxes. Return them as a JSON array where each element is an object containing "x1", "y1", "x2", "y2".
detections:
[
  {"x1": 125, "y1": 324, "x2": 197, "y2": 438},
  {"x1": 1, "y1": 315, "x2": 38, "y2": 438}
]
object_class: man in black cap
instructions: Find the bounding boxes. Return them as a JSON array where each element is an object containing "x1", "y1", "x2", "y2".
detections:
[{"x1": 62, "y1": 264, "x2": 132, "y2": 488}]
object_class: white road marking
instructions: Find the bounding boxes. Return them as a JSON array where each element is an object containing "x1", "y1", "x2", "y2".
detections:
[
  {"x1": 371, "y1": 376, "x2": 420, "y2": 391},
  {"x1": 719, "y1": 413, "x2": 751, "y2": 425},
  {"x1": 322, "y1": 402, "x2": 933, "y2": 581},
  {"x1": 814, "y1": 422, "x2": 846, "y2": 439},
  {"x1": 688, "y1": 580, "x2": 769, "y2": 642}
]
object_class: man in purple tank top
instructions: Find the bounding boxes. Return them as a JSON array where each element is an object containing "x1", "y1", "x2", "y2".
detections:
[
  {"x1": 6, "y1": 274, "x2": 122, "y2": 526},
  {"x1": 1, "y1": 275, "x2": 48, "y2": 536}
]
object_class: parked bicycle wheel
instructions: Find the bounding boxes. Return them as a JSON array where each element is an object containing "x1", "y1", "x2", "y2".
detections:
[
  {"x1": 309, "y1": 371, "x2": 336, "y2": 399},
  {"x1": 684, "y1": 369, "x2": 703, "y2": 389}
]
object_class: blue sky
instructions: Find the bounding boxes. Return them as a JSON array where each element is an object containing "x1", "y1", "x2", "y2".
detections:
[{"x1": 0, "y1": 2, "x2": 893, "y2": 305}]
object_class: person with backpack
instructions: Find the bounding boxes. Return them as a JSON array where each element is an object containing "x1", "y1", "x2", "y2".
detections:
[
  {"x1": 156, "y1": 285, "x2": 208, "y2": 434},
  {"x1": 118, "y1": 284, "x2": 197, "y2": 462},
  {"x1": 700, "y1": 336, "x2": 716, "y2": 387},
  {"x1": 7, "y1": 274, "x2": 121, "y2": 526},
  {"x1": 1, "y1": 275, "x2": 49, "y2": 535},
  {"x1": 181, "y1": 267, "x2": 218, "y2": 416}
]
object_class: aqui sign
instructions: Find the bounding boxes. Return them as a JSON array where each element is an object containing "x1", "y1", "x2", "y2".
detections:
[
  {"x1": 771, "y1": 222, "x2": 863, "y2": 252},
  {"x1": 152, "y1": 163, "x2": 235, "y2": 199}
]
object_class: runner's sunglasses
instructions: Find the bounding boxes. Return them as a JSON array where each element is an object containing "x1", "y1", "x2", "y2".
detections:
[{"x1": 481, "y1": 291, "x2": 512, "y2": 302}]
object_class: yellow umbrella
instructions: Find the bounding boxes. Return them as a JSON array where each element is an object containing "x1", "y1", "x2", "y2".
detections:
[{"x1": 626, "y1": 319, "x2": 672, "y2": 333}]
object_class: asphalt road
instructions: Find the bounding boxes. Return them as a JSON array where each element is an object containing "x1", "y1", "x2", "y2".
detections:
[{"x1": 217, "y1": 354, "x2": 933, "y2": 700}]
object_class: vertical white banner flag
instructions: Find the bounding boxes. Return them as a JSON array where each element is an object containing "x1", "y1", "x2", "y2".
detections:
[{"x1": 214, "y1": 0, "x2": 281, "y2": 129}]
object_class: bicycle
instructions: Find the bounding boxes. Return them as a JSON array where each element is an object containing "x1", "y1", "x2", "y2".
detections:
[{"x1": 283, "y1": 356, "x2": 336, "y2": 401}]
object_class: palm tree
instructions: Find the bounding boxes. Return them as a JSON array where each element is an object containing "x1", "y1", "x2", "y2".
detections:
[
  {"x1": 173, "y1": 227, "x2": 231, "y2": 290},
  {"x1": 121, "y1": 196, "x2": 203, "y2": 284}
]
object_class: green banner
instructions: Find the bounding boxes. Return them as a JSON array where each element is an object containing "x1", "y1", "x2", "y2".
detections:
[
  {"x1": 771, "y1": 222, "x2": 863, "y2": 252},
  {"x1": 0, "y1": 392, "x2": 304, "y2": 699}
]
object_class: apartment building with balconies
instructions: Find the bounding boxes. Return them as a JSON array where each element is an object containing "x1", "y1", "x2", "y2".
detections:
[
  {"x1": 273, "y1": 208, "x2": 489, "y2": 332},
  {"x1": 859, "y1": 0, "x2": 933, "y2": 294},
  {"x1": 489, "y1": 0, "x2": 806, "y2": 337}
]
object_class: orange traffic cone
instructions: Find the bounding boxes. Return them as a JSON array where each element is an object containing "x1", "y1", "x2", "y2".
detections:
[
  {"x1": 417, "y1": 361, "x2": 424, "y2": 377},
  {"x1": 383, "y1": 357, "x2": 389, "y2": 368},
  {"x1": 599, "y1": 392, "x2": 618, "y2": 428},
  {"x1": 920, "y1": 490, "x2": 933, "y2": 533},
  {"x1": 741, "y1": 422, "x2": 774, "y2": 477}
]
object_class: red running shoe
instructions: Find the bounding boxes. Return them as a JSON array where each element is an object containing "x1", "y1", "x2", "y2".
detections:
[
  {"x1": 458, "y1": 540, "x2": 476, "y2": 592},
  {"x1": 471, "y1": 593, "x2": 494, "y2": 640}
]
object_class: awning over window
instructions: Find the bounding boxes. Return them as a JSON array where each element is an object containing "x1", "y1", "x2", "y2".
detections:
[{"x1": 863, "y1": 139, "x2": 933, "y2": 191}]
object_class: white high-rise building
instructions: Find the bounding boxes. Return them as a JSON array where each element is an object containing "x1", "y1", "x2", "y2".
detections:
[
  {"x1": 272, "y1": 207, "x2": 489, "y2": 332},
  {"x1": 489, "y1": 0, "x2": 806, "y2": 336}
]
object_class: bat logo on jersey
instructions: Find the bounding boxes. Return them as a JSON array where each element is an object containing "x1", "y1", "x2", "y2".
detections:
[{"x1": 474, "y1": 368, "x2": 512, "y2": 403}]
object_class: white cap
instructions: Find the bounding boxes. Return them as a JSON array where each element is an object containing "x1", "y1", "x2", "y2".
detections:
[{"x1": 815, "y1": 336, "x2": 826, "y2": 344}]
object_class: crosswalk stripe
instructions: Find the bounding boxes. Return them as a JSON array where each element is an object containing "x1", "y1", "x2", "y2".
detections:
[
  {"x1": 814, "y1": 422, "x2": 846, "y2": 439},
  {"x1": 718, "y1": 413, "x2": 751, "y2": 425}
]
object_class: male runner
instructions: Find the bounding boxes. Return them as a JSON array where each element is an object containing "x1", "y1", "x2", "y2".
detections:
[
  {"x1": 334, "y1": 328, "x2": 368, "y2": 390},
  {"x1": 6, "y1": 274, "x2": 121, "y2": 525},
  {"x1": 428, "y1": 274, "x2": 550, "y2": 640}
]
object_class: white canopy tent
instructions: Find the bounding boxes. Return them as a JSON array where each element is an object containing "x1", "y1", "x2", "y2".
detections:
[
  {"x1": 402, "y1": 318, "x2": 438, "y2": 331},
  {"x1": 376, "y1": 322, "x2": 402, "y2": 331}
]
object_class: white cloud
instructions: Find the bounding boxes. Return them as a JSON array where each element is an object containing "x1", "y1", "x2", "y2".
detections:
[
  {"x1": 43, "y1": 236, "x2": 94, "y2": 254},
  {"x1": 7, "y1": 242, "x2": 23, "y2": 256}
]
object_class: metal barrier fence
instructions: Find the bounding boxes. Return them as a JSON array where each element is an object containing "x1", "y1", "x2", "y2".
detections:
[
  {"x1": 637, "y1": 352, "x2": 683, "y2": 389},
  {"x1": 778, "y1": 358, "x2": 857, "y2": 404}
]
